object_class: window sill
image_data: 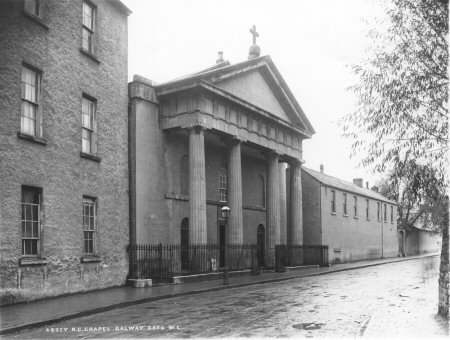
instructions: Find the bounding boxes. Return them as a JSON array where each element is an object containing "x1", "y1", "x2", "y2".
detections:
[
  {"x1": 81, "y1": 256, "x2": 102, "y2": 263},
  {"x1": 80, "y1": 48, "x2": 100, "y2": 64},
  {"x1": 80, "y1": 151, "x2": 102, "y2": 163},
  {"x1": 17, "y1": 132, "x2": 47, "y2": 145},
  {"x1": 353, "y1": 216, "x2": 359, "y2": 219},
  {"x1": 366, "y1": 218, "x2": 370, "y2": 221},
  {"x1": 23, "y1": 10, "x2": 49, "y2": 30},
  {"x1": 331, "y1": 212, "x2": 336, "y2": 215},
  {"x1": 19, "y1": 257, "x2": 47, "y2": 266},
  {"x1": 343, "y1": 214, "x2": 348, "y2": 218}
]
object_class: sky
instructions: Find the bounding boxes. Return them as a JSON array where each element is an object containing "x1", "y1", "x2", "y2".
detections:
[{"x1": 122, "y1": 0, "x2": 388, "y2": 186}]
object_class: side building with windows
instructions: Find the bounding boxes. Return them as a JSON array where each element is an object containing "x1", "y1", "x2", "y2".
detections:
[
  {"x1": 0, "y1": 0, "x2": 131, "y2": 297},
  {"x1": 302, "y1": 166, "x2": 398, "y2": 264}
]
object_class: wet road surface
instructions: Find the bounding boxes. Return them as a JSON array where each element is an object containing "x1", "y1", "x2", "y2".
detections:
[{"x1": 6, "y1": 256, "x2": 448, "y2": 338}]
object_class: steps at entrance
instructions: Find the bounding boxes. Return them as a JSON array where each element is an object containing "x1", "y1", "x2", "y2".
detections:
[
  {"x1": 171, "y1": 269, "x2": 252, "y2": 284},
  {"x1": 285, "y1": 264, "x2": 319, "y2": 272}
]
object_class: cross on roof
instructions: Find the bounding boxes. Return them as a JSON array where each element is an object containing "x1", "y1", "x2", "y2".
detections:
[{"x1": 250, "y1": 25, "x2": 259, "y2": 45}]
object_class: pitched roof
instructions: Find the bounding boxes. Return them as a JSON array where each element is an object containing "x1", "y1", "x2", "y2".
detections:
[
  {"x1": 155, "y1": 55, "x2": 315, "y2": 137},
  {"x1": 302, "y1": 167, "x2": 396, "y2": 204}
]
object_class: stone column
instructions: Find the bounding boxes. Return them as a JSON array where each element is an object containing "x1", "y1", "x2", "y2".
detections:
[
  {"x1": 279, "y1": 162, "x2": 288, "y2": 245},
  {"x1": 189, "y1": 126, "x2": 207, "y2": 245},
  {"x1": 227, "y1": 139, "x2": 243, "y2": 245},
  {"x1": 266, "y1": 151, "x2": 280, "y2": 267},
  {"x1": 290, "y1": 159, "x2": 303, "y2": 246}
]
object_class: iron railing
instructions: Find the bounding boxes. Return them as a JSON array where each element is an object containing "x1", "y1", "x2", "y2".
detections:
[
  {"x1": 127, "y1": 243, "x2": 261, "y2": 283},
  {"x1": 275, "y1": 244, "x2": 329, "y2": 271}
]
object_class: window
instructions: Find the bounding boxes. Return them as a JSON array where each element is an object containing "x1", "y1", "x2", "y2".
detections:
[
  {"x1": 21, "y1": 186, "x2": 41, "y2": 257},
  {"x1": 377, "y1": 202, "x2": 381, "y2": 221},
  {"x1": 219, "y1": 166, "x2": 227, "y2": 202},
  {"x1": 21, "y1": 65, "x2": 41, "y2": 137},
  {"x1": 366, "y1": 199, "x2": 370, "y2": 219},
  {"x1": 259, "y1": 175, "x2": 265, "y2": 207},
  {"x1": 342, "y1": 193, "x2": 347, "y2": 215},
  {"x1": 81, "y1": 95, "x2": 96, "y2": 154},
  {"x1": 180, "y1": 155, "x2": 189, "y2": 196},
  {"x1": 331, "y1": 190, "x2": 336, "y2": 213},
  {"x1": 391, "y1": 205, "x2": 394, "y2": 223},
  {"x1": 82, "y1": 1, "x2": 95, "y2": 53},
  {"x1": 83, "y1": 197, "x2": 96, "y2": 254},
  {"x1": 353, "y1": 196, "x2": 358, "y2": 216},
  {"x1": 24, "y1": 0, "x2": 41, "y2": 18},
  {"x1": 384, "y1": 203, "x2": 387, "y2": 222}
]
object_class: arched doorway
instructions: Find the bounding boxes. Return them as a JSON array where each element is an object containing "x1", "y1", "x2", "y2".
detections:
[
  {"x1": 257, "y1": 224, "x2": 265, "y2": 267},
  {"x1": 181, "y1": 218, "x2": 189, "y2": 270}
]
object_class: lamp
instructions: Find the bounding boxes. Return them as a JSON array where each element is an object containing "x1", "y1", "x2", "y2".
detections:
[
  {"x1": 220, "y1": 205, "x2": 230, "y2": 285},
  {"x1": 220, "y1": 206, "x2": 230, "y2": 220}
]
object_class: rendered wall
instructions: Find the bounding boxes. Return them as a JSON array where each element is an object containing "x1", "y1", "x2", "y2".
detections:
[
  {"x1": 0, "y1": 0, "x2": 129, "y2": 298},
  {"x1": 319, "y1": 185, "x2": 397, "y2": 263}
]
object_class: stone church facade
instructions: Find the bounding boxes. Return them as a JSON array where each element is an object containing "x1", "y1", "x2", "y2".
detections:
[{"x1": 129, "y1": 50, "x2": 315, "y2": 267}]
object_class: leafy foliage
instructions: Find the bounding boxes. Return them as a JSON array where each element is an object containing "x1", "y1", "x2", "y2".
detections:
[
  {"x1": 340, "y1": 0, "x2": 448, "y2": 176},
  {"x1": 378, "y1": 159, "x2": 447, "y2": 233}
]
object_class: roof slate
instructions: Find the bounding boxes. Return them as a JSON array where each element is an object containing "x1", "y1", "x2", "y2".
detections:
[{"x1": 302, "y1": 167, "x2": 396, "y2": 205}]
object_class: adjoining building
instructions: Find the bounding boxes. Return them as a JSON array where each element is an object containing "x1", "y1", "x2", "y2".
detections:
[
  {"x1": 0, "y1": 0, "x2": 131, "y2": 297},
  {"x1": 398, "y1": 226, "x2": 441, "y2": 256},
  {"x1": 302, "y1": 166, "x2": 398, "y2": 264}
]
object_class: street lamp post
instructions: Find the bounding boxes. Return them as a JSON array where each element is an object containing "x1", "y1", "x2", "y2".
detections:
[{"x1": 220, "y1": 206, "x2": 230, "y2": 285}]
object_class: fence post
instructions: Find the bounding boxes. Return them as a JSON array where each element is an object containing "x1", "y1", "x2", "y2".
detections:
[{"x1": 158, "y1": 243, "x2": 163, "y2": 283}]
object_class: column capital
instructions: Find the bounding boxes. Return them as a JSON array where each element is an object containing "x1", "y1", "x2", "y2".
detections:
[
  {"x1": 289, "y1": 158, "x2": 305, "y2": 167},
  {"x1": 220, "y1": 135, "x2": 245, "y2": 147},
  {"x1": 262, "y1": 149, "x2": 279, "y2": 159},
  {"x1": 187, "y1": 125, "x2": 205, "y2": 135}
]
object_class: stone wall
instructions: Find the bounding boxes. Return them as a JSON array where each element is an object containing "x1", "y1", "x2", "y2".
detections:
[{"x1": 0, "y1": 0, "x2": 129, "y2": 296}]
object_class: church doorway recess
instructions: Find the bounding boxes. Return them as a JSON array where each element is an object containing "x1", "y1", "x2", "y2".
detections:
[
  {"x1": 181, "y1": 218, "x2": 189, "y2": 271},
  {"x1": 257, "y1": 224, "x2": 265, "y2": 268}
]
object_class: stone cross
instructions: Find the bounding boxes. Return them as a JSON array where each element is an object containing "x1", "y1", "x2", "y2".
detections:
[{"x1": 250, "y1": 25, "x2": 259, "y2": 45}]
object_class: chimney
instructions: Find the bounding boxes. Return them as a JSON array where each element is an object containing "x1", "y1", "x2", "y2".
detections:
[
  {"x1": 366, "y1": 181, "x2": 369, "y2": 189},
  {"x1": 216, "y1": 51, "x2": 224, "y2": 64},
  {"x1": 320, "y1": 164, "x2": 324, "y2": 174},
  {"x1": 353, "y1": 178, "x2": 363, "y2": 187},
  {"x1": 371, "y1": 186, "x2": 379, "y2": 193}
]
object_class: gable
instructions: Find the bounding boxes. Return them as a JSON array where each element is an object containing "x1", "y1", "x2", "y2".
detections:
[{"x1": 214, "y1": 69, "x2": 292, "y2": 123}]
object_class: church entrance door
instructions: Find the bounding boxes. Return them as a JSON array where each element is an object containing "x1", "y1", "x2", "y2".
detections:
[
  {"x1": 257, "y1": 224, "x2": 265, "y2": 267},
  {"x1": 219, "y1": 224, "x2": 225, "y2": 268},
  {"x1": 181, "y1": 218, "x2": 189, "y2": 271}
]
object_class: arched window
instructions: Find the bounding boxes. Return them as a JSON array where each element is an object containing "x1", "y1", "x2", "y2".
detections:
[
  {"x1": 180, "y1": 155, "x2": 189, "y2": 196},
  {"x1": 259, "y1": 175, "x2": 265, "y2": 207},
  {"x1": 219, "y1": 166, "x2": 227, "y2": 202}
]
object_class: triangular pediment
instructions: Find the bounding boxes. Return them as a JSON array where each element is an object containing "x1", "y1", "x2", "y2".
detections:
[{"x1": 214, "y1": 69, "x2": 292, "y2": 122}]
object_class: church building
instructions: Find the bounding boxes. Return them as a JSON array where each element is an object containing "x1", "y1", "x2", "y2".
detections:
[{"x1": 128, "y1": 30, "x2": 315, "y2": 269}]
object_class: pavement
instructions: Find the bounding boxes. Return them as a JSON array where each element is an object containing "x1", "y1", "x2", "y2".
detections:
[{"x1": 0, "y1": 253, "x2": 440, "y2": 336}]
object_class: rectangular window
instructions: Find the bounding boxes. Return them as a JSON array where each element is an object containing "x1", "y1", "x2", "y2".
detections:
[
  {"x1": 21, "y1": 65, "x2": 41, "y2": 136},
  {"x1": 384, "y1": 203, "x2": 387, "y2": 222},
  {"x1": 83, "y1": 197, "x2": 96, "y2": 254},
  {"x1": 343, "y1": 193, "x2": 347, "y2": 215},
  {"x1": 377, "y1": 202, "x2": 381, "y2": 221},
  {"x1": 21, "y1": 186, "x2": 41, "y2": 257},
  {"x1": 353, "y1": 196, "x2": 357, "y2": 216},
  {"x1": 391, "y1": 205, "x2": 394, "y2": 223},
  {"x1": 331, "y1": 190, "x2": 336, "y2": 213},
  {"x1": 366, "y1": 199, "x2": 370, "y2": 219},
  {"x1": 81, "y1": 95, "x2": 96, "y2": 154},
  {"x1": 82, "y1": 1, "x2": 95, "y2": 53},
  {"x1": 219, "y1": 167, "x2": 227, "y2": 202},
  {"x1": 24, "y1": 0, "x2": 42, "y2": 17}
]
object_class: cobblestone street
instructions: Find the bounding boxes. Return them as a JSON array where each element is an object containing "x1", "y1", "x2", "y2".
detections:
[{"x1": 7, "y1": 256, "x2": 448, "y2": 338}]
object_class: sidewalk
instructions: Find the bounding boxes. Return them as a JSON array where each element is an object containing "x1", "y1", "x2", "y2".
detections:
[{"x1": 0, "y1": 253, "x2": 438, "y2": 335}]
